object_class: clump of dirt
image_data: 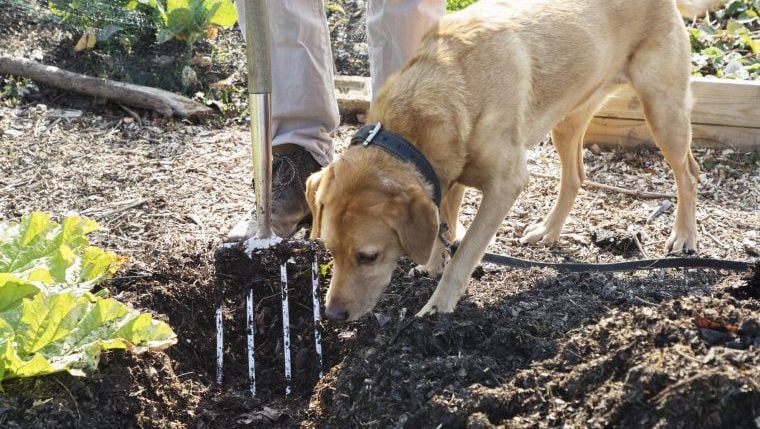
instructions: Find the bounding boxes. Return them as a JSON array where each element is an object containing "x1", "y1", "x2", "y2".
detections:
[
  {"x1": 470, "y1": 296, "x2": 760, "y2": 428},
  {"x1": 591, "y1": 228, "x2": 644, "y2": 257},
  {"x1": 214, "y1": 240, "x2": 340, "y2": 399},
  {"x1": 0, "y1": 352, "x2": 205, "y2": 429}
]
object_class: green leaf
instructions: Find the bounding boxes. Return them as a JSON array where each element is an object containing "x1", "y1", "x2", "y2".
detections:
[
  {"x1": 741, "y1": 34, "x2": 760, "y2": 53},
  {"x1": 157, "y1": 0, "x2": 236, "y2": 43},
  {"x1": 157, "y1": 27, "x2": 177, "y2": 43},
  {"x1": 0, "y1": 291, "x2": 176, "y2": 381},
  {"x1": 18, "y1": 292, "x2": 79, "y2": 354},
  {"x1": 0, "y1": 213, "x2": 126, "y2": 295},
  {"x1": 446, "y1": 0, "x2": 478, "y2": 12},
  {"x1": 165, "y1": 7, "x2": 194, "y2": 37},
  {"x1": 325, "y1": 3, "x2": 346, "y2": 15},
  {"x1": 0, "y1": 275, "x2": 39, "y2": 313},
  {"x1": 0, "y1": 214, "x2": 176, "y2": 382},
  {"x1": 319, "y1": 260, "x2": 334, "y2": 277},
  {"x1": 208, "y1": 0, "x2": 237, "y2": 27},
  {"x1": 167, "y1": 0, "x2": 190, "y2": 11}
]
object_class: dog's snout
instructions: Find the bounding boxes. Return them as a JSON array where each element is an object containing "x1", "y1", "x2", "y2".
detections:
[{"x1": 325, "y1": 305, "x2": 349, "y2": 321}]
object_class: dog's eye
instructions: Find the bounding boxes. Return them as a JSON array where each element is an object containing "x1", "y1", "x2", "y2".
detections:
[{"x1": 356, "y1": 251, "x2": 379, "y2": 265}]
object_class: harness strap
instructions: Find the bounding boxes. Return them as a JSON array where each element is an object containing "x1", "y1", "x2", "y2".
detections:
[{"x1": 351, "y1": 123, "x2": 442, "y2": 206}]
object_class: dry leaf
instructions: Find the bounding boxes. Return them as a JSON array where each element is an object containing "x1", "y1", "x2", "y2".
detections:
[
  {"x1": 74, "y1": 31, "x2": 97, "y2": 52},
  {"x1": 694, "y1": 314, "x2": 738, "y2": 333}
]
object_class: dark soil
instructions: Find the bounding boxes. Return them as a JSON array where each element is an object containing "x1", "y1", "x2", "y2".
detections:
[
  {"x1": 304, "y1": 267, "x2": 760, "y2": 428},
  {"x1": 213, "y1": 240, "x2": 339, "y2": 399},
  {"x1": 327, "y1": 0, "x2": 370, "y2": 77},
  {"x1": 2, "y1": 1, "x2": 760, "y2": 428}
]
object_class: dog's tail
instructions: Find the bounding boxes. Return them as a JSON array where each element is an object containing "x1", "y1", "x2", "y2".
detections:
[{"x1": 675, "y1": 0, "x2": 728, "y2": 17}]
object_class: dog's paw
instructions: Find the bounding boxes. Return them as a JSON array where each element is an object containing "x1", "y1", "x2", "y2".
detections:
[
  {"x1": 520, "y1": 222, "x2": 561, "y2": 245},
  {"x1": 415, "y1": 303, "x2": 439, "y2": 317},
  {"x1": 415, "y1": 296, "x2": 456, "y2": 317},
  {"x1": 666, "y1": 230, "x2": 698, "y2": 255},
  {"x1": 408, "y1": 250, "x2": 449, "y2": 278},
  {"x1": 407, "y1": 265, "x2": 428, "y2": 278}
]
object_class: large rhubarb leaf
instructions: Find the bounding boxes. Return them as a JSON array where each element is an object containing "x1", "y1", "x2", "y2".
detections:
[
  {"x1": 0, "y1": 292, "x2": 176, "y2": 380},
  {"x1": 0, "y1": 212, "x2": 126, "y2": 294},
  {"x1": 0, "y1": 213, "x2": 176, "y2": 382}
]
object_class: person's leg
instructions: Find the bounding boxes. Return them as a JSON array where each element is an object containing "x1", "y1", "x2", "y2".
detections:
[
  {"x1": 236, "y1": 0, "x2": 338, "y2": 166},
  {"x1": 235, "y1": 0, "x2": 338, "y2": 237},
  {"x1": 367, "y1": 0, "x2": 446, "y2": 99}
]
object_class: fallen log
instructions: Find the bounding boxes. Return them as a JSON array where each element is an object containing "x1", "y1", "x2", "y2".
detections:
[{"x1": 0, "y1": 56, "x2": 212, "y2": 120}]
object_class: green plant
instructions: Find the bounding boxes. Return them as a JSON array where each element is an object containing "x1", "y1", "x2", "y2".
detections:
[
  {"x1": 324, "y1": 1, "x2": 346, "y2": 15},
  {"x1": 319, "y1": 260, "x2": 334, "y2": 277},
  {"x1": 0, "y1": 76, "x2": 36, "y2": 107},
  {"x1": 748, "y1": 150, "x2": 760, "y2": 168},
  {"x1": 0, "y1": 213, "x2": 176, "y2": 382},
  {"x1": 48, "y1": 0, "x2": 158, "y2": 50},
  {"x1": 712, "y1": 0, "x2": 760, "y2": 21},
  {"x1": 446, "y1": 0, "x2": 478, "y2": 12},
  {"x1": 688, "y1": 0, "x2": 760, "y2": 79},
  {"x1": 127, "y1": 0, "x2": 237, "y2": 91},
  {"x1": 324, "y1": 1, "x2": 347, "y2": 30},
  {"x1": 129, "y1": 0, "x2": 237, "y2": 48}
]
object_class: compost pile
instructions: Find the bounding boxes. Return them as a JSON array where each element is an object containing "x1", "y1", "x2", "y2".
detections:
[{"x1": 2, "y1": 0, "x2": 760, "y2": 428}]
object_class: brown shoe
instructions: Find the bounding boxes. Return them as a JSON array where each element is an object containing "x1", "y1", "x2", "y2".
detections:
[{"x1": 270, "y1": 144, "x2": 323, "y2": 237}]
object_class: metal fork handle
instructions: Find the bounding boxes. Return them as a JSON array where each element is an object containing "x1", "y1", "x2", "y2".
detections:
[
  {"x1": 244, "y1": 0, "x2": 271, "y2": 93},
  {"x1": 245, "y1": 0, "x2": 273, "y2": 238}
]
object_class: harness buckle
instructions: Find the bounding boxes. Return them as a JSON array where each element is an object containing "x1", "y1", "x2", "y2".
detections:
[{"x1": 363, "y1": 122, "x2": 383, "y2": 146}]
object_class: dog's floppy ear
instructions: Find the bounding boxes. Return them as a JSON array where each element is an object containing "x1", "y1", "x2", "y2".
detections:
[
  {"x1": 305, "y1": 166, "x2": 329, "y2": 240},
  {"x1": 390, "y1": 192, "x2": 439, "y2": 265}
]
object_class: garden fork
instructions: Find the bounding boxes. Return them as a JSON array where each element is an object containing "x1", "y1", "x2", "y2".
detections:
[{"x1": 214, "y1": 0, "x2": 323, "y2": 397}]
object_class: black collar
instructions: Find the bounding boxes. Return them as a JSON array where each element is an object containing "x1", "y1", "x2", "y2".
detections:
[{"x1": 350, "y1": 123, "x2": 442, "y2": 206}]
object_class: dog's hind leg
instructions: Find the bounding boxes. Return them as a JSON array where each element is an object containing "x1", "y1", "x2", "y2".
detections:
[
  {"x1": 520, "y1": 92, "x2": 607, "y2": 246},
  {"x1": 629, "y1": 34, "x2": 699, "y2": 254}
]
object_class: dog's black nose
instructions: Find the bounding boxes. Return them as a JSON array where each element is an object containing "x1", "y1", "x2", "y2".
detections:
[{"x1": 325, "y1": 307, "x2": 348, "y2": 321}]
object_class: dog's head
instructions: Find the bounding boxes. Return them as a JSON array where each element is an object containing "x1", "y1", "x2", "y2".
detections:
[{"x1": 306, "y1": 151, "x2": 439, "y2": 321}]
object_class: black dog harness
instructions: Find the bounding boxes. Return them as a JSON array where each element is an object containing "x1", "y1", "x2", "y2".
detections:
[{"x1": 350, "y1": 123, "x2": 442, "y2": 206}]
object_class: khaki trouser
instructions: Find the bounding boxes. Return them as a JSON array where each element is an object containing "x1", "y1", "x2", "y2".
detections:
[{"x1": 235, "y1": 0, "x2": 445, "y2": 166}]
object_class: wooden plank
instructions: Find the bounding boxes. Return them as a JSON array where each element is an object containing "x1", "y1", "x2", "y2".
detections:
[
  {"x1": 335, "y1": 75, "x2": 371, "y2": 120},
  {"x1": 585, "y1": 117, "x2": 760, "y2": 150},
  {"x1": 598, "y1": 78, "x2": 760, "y2": 128}
]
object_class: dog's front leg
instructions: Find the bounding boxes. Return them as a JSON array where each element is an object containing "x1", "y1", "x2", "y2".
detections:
[
  {"x1": 417, "y1": 172, "x2": 527, "y2": 316},
  {"x1": 410, "y1": 184, "x2": 466, "y2": 277}
]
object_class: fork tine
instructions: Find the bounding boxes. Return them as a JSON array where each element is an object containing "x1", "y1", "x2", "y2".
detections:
[
  {"x1": 246, "y1": 287, "x2": 257, "y2": 396},
  {"x1": 215, "y1": 278, "x2": 224, "y2": 386},
  {"x1": 312, "y1": 258, "x2": 324, "y2": 378},
  {"x1": 280, "y1": 263, "x2": 292, "y2": 397}
]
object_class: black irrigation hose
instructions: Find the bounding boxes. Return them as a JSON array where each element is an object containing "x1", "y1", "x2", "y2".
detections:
[{"x1": 450, "y1": 243, "x2": 755, "y2": 273}]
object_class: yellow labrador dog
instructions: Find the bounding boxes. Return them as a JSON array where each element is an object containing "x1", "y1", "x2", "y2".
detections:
[{"x1": 308, "y1": 0, "x2": 723, "y2": 321}]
